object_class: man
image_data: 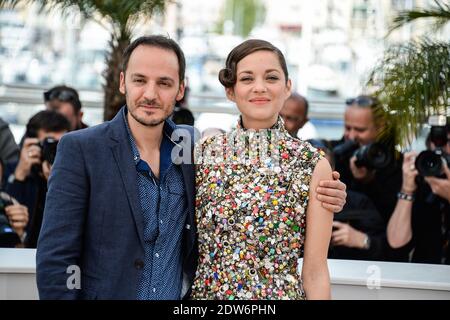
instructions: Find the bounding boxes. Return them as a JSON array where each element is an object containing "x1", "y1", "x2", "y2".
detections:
[
  {"x1": 328, "y1": 95, "x2": 405, "y2": 261},
  {"x1": 4, "y1": 110, "x2": 70, "y2": 248},
  {"x1": 280, "y1": 93, "x2": 317, "y2": 140},
  {"x1": 36, "y1": 35, "x2": 347, "y2": 300},
  {"x1": 44, "y1": 85, "x2": 88, "y2": 131},
  {"x1": 388, "y1": 125, "x2": 450, "y2": 264},
  {"x1": 308, "y1": 139, "x2": 387, "y2": 261}
]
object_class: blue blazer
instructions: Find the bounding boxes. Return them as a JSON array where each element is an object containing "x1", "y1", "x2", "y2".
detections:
[{"x1": 36, "y1": 107, "x2": 198, "y2": 299}]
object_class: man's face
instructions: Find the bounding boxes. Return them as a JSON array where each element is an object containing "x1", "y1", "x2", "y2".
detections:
[
  {"x1": 344, "y1": 106, "x2": 379, "y2": 146},
  {"x1": 119, "y1": 45, "x2": 185, "y2": 127},
  {"x1": 280, "y1": 98, "x2": 307, "y2": 137},
  {"x1": 47, "y1": 101, "x2": 81, "y2": 131}
]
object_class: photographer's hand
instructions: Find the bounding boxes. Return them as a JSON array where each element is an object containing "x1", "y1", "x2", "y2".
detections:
[
  {"x1": 349, "y1": 156, "x2": 375, "y2": 182},
  {"x1": 331, "y1": 221, "x2": 367, "y2": 249},
  {"x1": 5, "y1": 202, "x2": 29, "y2": 239},
  {"x1": 401, "y1": 151, "x2": 419, "y2": 194},
  {"x1": 14, "y1": 138, "x2": 41, "y2": 181},
  {"x1": 425, "y1": 163, "x2": 450, "y2": 202}
]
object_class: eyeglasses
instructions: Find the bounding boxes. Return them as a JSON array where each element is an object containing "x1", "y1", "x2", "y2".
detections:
[
  {"x1": 345, "y1": 96, "x2": 376, "y2": 107},
  {"x1": 43, "y1": 89, "x2": 78, "y2": 102}
]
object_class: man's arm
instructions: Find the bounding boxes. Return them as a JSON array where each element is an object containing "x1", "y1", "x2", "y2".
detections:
[
  {"x1": 387, "y1": 152, "x2": 417, "y2": 248},
  {"x1": 316, "y1": 171, "x2": 347, "y2": 213},
  {"x1": 36, "y1": 133, "x2": 88, "y2": 299}
]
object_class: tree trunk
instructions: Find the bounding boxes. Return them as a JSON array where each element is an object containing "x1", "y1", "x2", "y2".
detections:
[{"x1": 102, "y1": 34, "x2": 130, "y2": 121}]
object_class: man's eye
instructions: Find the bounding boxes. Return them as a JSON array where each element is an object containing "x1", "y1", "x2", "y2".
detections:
[{"x1": 133, "y1": 79, "x2": 144, "y2": 83}]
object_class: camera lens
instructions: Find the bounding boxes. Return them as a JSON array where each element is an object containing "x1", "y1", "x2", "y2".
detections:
[
  {"x1": 366, "y1": 143, "x2": 390, "y2": 169},
  {"x1": 354, "y1": 143, "x2": 391, "y2": 169},
  {"x1": 415, "y1": 150, "x2": 442, "y2": 177}
]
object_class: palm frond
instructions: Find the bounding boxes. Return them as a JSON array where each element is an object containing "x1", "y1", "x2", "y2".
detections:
[
  {"x1": 0, "y1": 0, "x2": 170, "y2": 121},
  {"x1": 367, "y1": 39, "x2": 450, "y2": 147},
  {"x1": 389, "y1": 0, "x2": 450, "y2": 33}
]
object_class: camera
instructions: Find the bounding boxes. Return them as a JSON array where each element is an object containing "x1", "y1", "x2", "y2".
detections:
[
  {"x1": 333, "y1": 140, "x2": 392, "y2": 170},
  {"x1": 39, "y1": 137, "x2": 59, "y2": 165},
  {"x1": 0, "y1": 193, "x2": 20, "y2": 248},
  {"x1": 415, "y1": 115, "x2": 449, "y2": 177}
]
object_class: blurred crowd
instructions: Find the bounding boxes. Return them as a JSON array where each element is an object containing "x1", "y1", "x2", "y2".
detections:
[{"x1": 0, "y1": 85, "x2": 449, "y2": 265}]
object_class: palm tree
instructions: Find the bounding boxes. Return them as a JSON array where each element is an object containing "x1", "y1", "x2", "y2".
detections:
[
  {"x1": 0, "y1": 0, "x2": 167, "y2": 121},
  {"x1": 367, "y1": 0, "x2": 450, "y2": 147}
]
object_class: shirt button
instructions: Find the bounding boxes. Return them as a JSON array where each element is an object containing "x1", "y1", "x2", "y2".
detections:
[
  {"x1": 155, "y1": 253, "x2": 160, "y2": 258},
  {"x1": 160, "y1": 220, "x2": 163, "y2": 224},
  {"x1": 134, "y1": 259, "x2": 144, "y2": 270},
  {"x1": 153, "y1": 288, "x2": 156, "y2": 293}
]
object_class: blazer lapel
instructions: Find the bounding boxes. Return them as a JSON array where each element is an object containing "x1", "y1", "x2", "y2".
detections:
[{"x1": 108, "y1": 108, "x2": 145, "y2": 250}]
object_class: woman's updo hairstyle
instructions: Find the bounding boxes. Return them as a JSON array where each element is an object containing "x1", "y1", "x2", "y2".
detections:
[{"x1": 218, "y1": 39, "x2": 289, "y2": 88}]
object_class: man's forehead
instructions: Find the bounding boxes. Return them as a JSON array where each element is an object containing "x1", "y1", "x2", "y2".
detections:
[{"x1": 127, "y1": 45, "x2": 179, "y2": 72}]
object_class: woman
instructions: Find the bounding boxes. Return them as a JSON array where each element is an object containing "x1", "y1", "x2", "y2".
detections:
[{"x1": 192, "y1": 39, "x2": 334, "y2": 300}]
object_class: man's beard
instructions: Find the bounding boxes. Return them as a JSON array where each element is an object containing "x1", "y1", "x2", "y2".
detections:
[
  {"x1": 126, "y1": 92, "x2": 172, "y2": 127},
  {"x1": 129, "y1": 107, "x2": 168, "y2": 127}
]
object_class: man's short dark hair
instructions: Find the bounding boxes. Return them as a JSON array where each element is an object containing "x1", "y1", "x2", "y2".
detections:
[
  {"x1": 25, "y1": 110, "x2": 71, "y2": 138},
  {"x1": 44, "y1": 85, "x2": 82, "y2": 113},
  {"x1": 122, "y1": 35, "x2": 186, "y2": 83},
  {"x1": 288, "y1": 93, "x2": 309, "y2": 117}
]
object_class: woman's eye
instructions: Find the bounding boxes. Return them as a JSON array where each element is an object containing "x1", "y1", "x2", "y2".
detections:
[
  {"x1": 267, "y1": 76, "x2": 279, "y2": 81},
  {"x1": 240, "y1": 77, "x2": 252, "y2": 82}
]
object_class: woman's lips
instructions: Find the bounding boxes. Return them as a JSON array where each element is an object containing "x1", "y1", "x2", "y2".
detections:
[{"x1": 249, "y1": 98, "x2": 270, "y2": 105}]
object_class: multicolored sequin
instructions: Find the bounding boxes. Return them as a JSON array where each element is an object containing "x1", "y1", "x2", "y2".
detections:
[{"x1": 191, "y1": 117, "x2": 324, "y2": 300}]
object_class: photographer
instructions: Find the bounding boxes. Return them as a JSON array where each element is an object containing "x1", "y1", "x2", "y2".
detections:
[
  {"x1": 4, "y1": 110, "x2": 70, "y2": 248},
  {"x1": 387, "y1": 123, "x2": 450, "y2": 264},
  {"x1": 309, "y1": 140, "x2": 387, "y2": 261},
  {"x1": 329, "y1": 95, "x2": 406, "y2": 261},
  {"x1": 0, "y1": 158, "x2": 29, "y2": 248}
]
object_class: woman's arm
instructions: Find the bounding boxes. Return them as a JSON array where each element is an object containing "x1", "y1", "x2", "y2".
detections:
[{"x1": 302, "y1": 157, "x2": 334, "y2": 300}]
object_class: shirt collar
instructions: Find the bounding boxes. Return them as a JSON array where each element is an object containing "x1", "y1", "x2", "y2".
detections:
[{"x1": 122, "y1": 107, "x2": 180, "y2": 167}]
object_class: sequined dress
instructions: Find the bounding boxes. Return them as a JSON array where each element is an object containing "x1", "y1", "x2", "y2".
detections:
[{"x1": 191, "y1": 117, "x2": 324, "y2": 300}]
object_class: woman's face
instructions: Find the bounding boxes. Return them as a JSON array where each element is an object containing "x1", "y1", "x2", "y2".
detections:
[{"x1": 226, "y1": 50, "x2": 291, "y2": 129}]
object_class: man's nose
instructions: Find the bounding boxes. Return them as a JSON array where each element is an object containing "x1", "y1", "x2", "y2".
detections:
[
  {"x1": 347, "y1": 130, "x2": 357, "y2": 141},
  {"x1": 143, "y1": 82, "x2": 157, "y2": 100}
]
